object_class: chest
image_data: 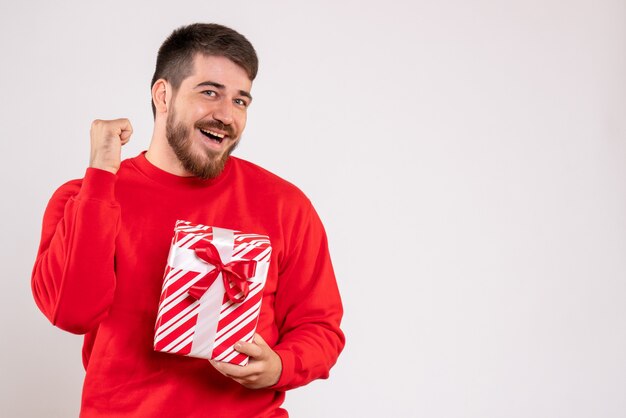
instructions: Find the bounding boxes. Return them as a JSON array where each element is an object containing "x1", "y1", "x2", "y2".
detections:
[{"x1": 110, "y1": 180, "x2": 283, "y2": 318}]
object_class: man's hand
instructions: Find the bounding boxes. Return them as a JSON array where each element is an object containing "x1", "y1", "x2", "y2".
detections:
[
  {"x1": 89, "y1": 118, "x2": 133, "y2": 174},
  {"x1": 210, "y1": 333, "x2": 282, "y2": 389}
]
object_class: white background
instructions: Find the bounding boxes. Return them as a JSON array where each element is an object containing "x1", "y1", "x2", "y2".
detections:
[{"x1": 1, "y1": 0, "x2": 625, "y2": 417}]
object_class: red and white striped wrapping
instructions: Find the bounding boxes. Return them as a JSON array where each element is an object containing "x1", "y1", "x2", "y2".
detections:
[{"x1": 153, "y1": 220, "x2": 272, "y2": 366}]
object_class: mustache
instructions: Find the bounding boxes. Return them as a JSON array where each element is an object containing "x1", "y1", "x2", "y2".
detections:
[{"x1": 195, "y1": 120, "x2": 235, "y2": 137}]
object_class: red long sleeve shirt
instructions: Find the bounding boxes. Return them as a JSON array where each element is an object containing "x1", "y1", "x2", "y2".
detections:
[{"x1": 32, "y1": 153, "x2": 345, "y2": 417}]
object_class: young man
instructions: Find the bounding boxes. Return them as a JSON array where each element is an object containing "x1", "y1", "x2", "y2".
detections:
[{"x1": 32, "y1": 23, "x2": 344, "y2": 417}]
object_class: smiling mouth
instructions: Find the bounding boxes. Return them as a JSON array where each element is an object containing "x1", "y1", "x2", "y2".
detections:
[{"x1": 199, "y1": 128, "x2": 226, "y2": 144}]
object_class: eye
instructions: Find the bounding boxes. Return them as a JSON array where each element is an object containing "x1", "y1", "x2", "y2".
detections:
[
  {"x1": 202, "y1": 90, "x2": 217, "y2": 97},
  {"x1": 234, "y1": 98, "x2": 248, "y2": 107}
]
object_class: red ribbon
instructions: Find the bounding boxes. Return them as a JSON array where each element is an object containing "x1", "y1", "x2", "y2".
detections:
[{"x1": 188, "y1": 242, "x2": 257, "y2": 303}]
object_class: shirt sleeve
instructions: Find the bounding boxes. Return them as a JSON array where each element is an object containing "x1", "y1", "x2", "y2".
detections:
[
  {"x1": 271, "y1": 201, "x2": 345, "y2": 391},
  {"x1": 31, "y1": 168, "x2": 120, "y2": 334}
]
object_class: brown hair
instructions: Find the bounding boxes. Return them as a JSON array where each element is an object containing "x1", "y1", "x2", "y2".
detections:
[{"x1": 151, "y1": 23, "x2": 258, "y2": 116}]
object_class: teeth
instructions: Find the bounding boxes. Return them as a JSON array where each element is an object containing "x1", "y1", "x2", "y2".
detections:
[{"x1": 200, "y1": 128, "x2": 225, "y2": 139}]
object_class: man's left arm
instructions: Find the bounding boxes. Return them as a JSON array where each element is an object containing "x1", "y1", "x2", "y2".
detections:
[{"x1": 212, "y1": 201, "x2": 345, "y2": 390}]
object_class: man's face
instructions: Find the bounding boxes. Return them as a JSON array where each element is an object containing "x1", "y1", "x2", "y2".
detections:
[{"x1": 165, "y1": 54, "x2": 253, "y2": 179}]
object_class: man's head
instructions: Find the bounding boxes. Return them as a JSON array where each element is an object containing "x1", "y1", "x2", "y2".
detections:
[
  {"x1": 151, "y1": 23, "x2": 258, "y2": 179},
  {"x1": 151, "y1": 23, "x2": 258, "y2": 117}
]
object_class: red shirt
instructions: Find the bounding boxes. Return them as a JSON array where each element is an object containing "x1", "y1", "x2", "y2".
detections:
[{"x1": 32, "y1": 153, "x2": 344, "y2": 417}]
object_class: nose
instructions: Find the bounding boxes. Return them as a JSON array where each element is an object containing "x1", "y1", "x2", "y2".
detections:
[{"x1": 213, "y1": 99, "x2": 234, "y2": 126}]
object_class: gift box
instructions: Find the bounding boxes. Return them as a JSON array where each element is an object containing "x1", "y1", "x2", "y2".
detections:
[{"x1": 154, "y1": 220, "x2": 272, "y2": 366}]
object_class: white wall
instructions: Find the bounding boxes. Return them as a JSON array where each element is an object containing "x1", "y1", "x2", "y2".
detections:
[{"x1": 1, "y1": 0, "x2": 625, "y2": 416}]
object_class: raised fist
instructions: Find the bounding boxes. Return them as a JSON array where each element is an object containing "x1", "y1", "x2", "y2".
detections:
[{"x1": 89, "y1": 118, "x2": 133, "y2": 174}]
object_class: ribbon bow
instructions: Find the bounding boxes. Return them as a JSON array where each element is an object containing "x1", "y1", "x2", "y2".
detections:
[{"x1": 188, "y1": 242, "x2": 257, "y2": 303}]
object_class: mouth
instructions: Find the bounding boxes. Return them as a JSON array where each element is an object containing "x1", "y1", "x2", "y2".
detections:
[{"x1": 199, "y1": 128, "x2": 227, "y2": 144}]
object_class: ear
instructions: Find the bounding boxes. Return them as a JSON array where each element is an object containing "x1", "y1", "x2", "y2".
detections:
[{"x1": 151, "y1": 79, "x2": 170, "y2": 115}]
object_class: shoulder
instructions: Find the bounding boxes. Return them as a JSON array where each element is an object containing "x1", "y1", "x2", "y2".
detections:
[
  {"x1": 230, "y1": 157, "x2": 312, "y2": 206},
  {"x1": 50, "y1": 177, "x2": 83, "y2": 202},
  {"x1": 40, "y1": 177, "x2": 85, "y2": 228}
]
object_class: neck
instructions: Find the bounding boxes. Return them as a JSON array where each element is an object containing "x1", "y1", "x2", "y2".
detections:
[{"x1": 145, "y1": 123, "x2": 193, "y2": 177}]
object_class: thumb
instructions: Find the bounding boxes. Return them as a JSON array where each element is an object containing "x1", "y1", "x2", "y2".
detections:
[
  {"x1": 117, "y1": 118, "x2": 133, "y2": 143},
  {"x1": 253, "y1": 333, "x2": 269, "y2": 347},
  {"x1": 120, "y1": 129, "x2": 132, "y2": 143}
]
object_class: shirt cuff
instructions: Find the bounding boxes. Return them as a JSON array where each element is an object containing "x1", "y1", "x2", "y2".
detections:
[
  {"x1": 270, "y1": 348, "x2": 296, "y2": 391},
  {"x1": 77, "y1": 168, "x2": 118, "y2": 202}
]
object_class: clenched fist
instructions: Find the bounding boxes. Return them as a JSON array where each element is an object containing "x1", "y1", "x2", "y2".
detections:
[{"x1": 89, "y1": 118, "x2": 133, "y2": 174}]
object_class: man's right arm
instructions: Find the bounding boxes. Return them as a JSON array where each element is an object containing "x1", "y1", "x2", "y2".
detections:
[
  {"x1": 31, "y1": 170, "x2": 120, "y2": 334},
  {"x1": 31, "y1": 119, "x2": 131, "y2": 334}
]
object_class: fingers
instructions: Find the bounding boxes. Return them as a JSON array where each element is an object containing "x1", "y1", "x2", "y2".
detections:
[
  {"x1": 209, "y1": 338, "x2": 264, "y2": 379},
  {"x1": 234, "y1": 340, "x2": 263, "y2": 358},
  {"x1": 91, "y1": 118, "x2": 133, "y2": 143},
  {"x1": 210, "y1": 360, "x2": 266, "y2": 389},
  {"x1": 252, "y1": 333, "x2": 268, "y2": 347},
  {"x1": 208, "y1": 334, "x2": 282, "y2": 389},
  {"x1": 210, "y1": 360, "x2": 253, "y2": 378},
  {"x1": 117, "y1": 119, "x2": 133, "y2": 144}
]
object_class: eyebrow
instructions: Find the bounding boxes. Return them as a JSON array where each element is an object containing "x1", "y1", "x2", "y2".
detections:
[{"x1": 195, "y1": 81, "x2": 253, "y2": 101}]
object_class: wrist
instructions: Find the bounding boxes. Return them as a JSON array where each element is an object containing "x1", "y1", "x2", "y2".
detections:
[
  {"x1": 90, "y1": 165, "x2": 118, "y2": 175},
  {"x1": 89, "y1": 159, "x2": 119, "y2": 175}
]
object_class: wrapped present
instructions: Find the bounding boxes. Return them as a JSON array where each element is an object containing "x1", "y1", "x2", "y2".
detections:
[{"x1": 154, "y1": 220, "x2": 272, "y2": 365}]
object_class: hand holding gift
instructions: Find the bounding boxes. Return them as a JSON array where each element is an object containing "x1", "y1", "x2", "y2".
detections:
[{"x1": 210, "y1": 333, "x2": 282, "y2": 389}]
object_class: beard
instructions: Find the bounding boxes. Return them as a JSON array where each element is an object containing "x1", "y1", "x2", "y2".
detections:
[{"x1": 166, "y1": 110, "x2": 239, "y2": 179}]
